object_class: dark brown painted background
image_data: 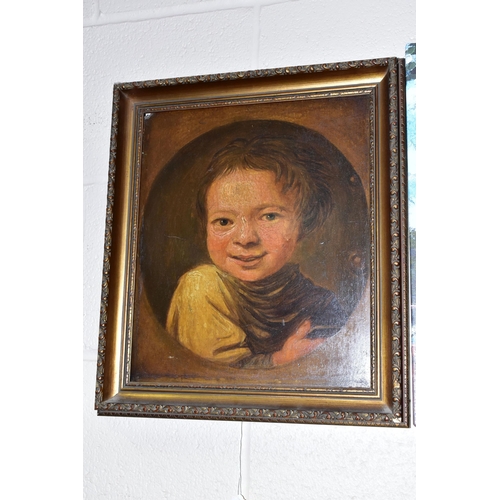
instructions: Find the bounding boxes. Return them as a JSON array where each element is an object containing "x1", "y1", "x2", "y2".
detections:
[{"x1": 131, "y1": 94, "x2": 372, "y2": 390}]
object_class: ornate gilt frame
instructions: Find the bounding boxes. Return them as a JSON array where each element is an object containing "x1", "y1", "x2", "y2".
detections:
[{"x1": 95, "y1": 57, "x2": 410, "y2": 427}]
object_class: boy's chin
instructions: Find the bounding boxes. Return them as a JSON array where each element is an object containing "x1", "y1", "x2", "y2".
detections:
[{"x1": 220, "y1": 263, "x2": 275, "y2": 282}]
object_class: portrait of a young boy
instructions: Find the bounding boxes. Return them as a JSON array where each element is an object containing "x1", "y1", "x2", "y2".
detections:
[
  {"x1": 135, "y1": 115, "x2": 371, "y2": 388},
  {"x1": 166, "y1": 136, "x2": 349, "y2": 368}
]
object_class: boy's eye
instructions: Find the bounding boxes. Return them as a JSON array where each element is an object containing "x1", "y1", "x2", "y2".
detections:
[
  {"x1": 263, "y1": 213, "x2": 279, "y2": 221},
  {"x1": 209, "y1": 217, "x2": 234, "y2": 231}
]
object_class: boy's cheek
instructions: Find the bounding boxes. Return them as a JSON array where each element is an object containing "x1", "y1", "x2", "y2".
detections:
[
  {"x1": 260, "y1": 223, "x2": 300, "y2": 246},
  {"x1": 206, "y1": 233, "x2": 229, "y2": 258}
]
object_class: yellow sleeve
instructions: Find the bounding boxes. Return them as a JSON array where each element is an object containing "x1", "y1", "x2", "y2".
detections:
[{"x1": 166, "y1": 265, "x2": 251, "y2": 364}]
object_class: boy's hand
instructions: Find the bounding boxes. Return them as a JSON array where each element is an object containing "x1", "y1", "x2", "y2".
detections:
[{"x1": 271, "y1": 320, "x2": 324, "y2": 366}]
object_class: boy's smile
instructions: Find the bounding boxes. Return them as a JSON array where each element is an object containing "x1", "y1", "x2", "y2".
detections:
[{"x1": 205, "y1": 169, "x2": 301, "y2": 281}]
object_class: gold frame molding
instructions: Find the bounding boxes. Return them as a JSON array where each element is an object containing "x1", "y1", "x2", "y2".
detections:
[{"x1": 95, "y1": 57, "x2": 410, "y2": 427}]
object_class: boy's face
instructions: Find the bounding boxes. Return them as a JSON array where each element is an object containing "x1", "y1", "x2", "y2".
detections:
[{"x1": 205, "y1": 169, "x2": 301, "y2": 282}]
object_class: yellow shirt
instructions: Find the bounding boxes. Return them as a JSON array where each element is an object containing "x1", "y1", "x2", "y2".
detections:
[{"x1": 166, "y1": 264, "x2": 251, "y2": 364}]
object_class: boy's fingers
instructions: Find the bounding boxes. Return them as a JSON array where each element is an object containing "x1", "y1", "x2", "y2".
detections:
[{"x1": 295, "y1": 319, "x2": 312, "y2": 339}]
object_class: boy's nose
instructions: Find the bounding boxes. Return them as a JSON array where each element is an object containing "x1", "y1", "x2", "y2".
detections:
[{"x1": 234, "y1": 219, "x2": 260, "y2": 246}]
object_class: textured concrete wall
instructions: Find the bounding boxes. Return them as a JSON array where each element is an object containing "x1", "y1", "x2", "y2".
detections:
[{"x1": 83, "y1": 1, "x2": 416, "y2": 498}]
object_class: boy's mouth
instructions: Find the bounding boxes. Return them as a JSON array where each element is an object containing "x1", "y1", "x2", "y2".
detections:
[{"x1": 230, "y1": 253, "x2": 267, "y2": 263}]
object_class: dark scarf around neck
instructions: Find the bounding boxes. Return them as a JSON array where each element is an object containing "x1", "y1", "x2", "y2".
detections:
[{"x1": 219, "y1": 264, "x2": 347, "y2": 355}]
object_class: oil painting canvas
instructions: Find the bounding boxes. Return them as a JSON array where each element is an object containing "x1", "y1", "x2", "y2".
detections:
[{"x1": 136, "y1": 115, "x2": 370, "y2": 389}]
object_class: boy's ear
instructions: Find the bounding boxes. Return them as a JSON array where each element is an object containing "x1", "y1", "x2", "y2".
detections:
[
  {"x1": 296, "y1": 228, "x2": 307, "y2": 242},
  {"x1": 297, "y1": 215, "x2": 312, "y2": 241}
]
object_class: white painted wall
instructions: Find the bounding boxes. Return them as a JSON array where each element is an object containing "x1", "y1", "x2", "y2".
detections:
[{"x1": 83, "y1": 1, "x2": 416, "y2": 498}]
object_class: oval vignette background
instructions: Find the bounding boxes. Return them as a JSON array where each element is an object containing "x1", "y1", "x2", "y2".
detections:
[{"x1": 133, "y1": 118, "x2": 371, "y2": 388}]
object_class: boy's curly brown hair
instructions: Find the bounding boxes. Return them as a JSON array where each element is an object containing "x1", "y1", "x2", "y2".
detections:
[{"x1": 196, "y1": 136, "x2": 336, "y2": 240}]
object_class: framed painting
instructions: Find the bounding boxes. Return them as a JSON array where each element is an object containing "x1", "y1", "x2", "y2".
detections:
[{"x1": 95, "y1": 57, "x2": 411, "y2": 427}]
